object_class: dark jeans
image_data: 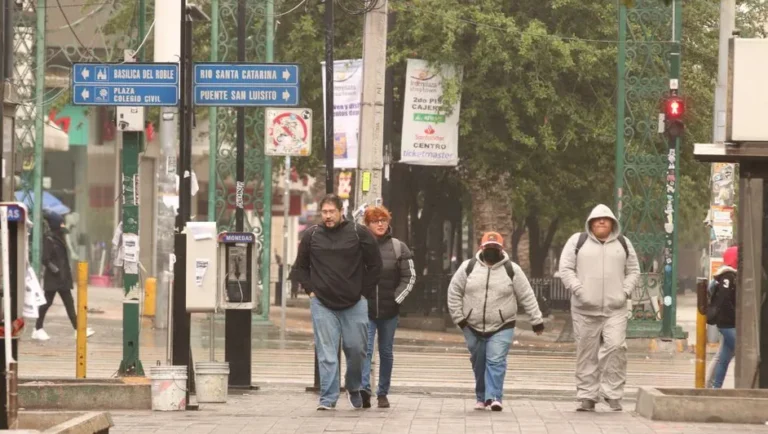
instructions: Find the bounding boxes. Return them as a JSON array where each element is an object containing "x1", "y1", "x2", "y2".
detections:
[
  {"x1": 36, "y1": 289, "x2": 77, "y2": 330},
  {"x1": 362, "y1": 316, "x2": 399, "y2": 396}
]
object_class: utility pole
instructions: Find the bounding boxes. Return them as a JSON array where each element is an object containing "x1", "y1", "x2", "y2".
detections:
[
  {"x1": 0, "y1": 0, "x2": 5, "y2": 201},
  {"x1": 354, "y1": 0, "x2": 388, "y2": 210},
  {"x1": 117, "y1": 0, "x2": 148, "y2": 373},
  {"x1": 153, "y1": 0, "x2": 182, "y2": 331},
  {"x1": 323, "y1": 0, "x2": 334, "y2": 195}
]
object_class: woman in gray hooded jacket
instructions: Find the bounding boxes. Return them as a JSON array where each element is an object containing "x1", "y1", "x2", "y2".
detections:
[{"x1": 447, "y1": 231, "x2": 544, "y2": 412}]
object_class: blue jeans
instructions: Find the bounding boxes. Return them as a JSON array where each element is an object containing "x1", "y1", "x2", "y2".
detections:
[
  {"x1": 361, "y1": 316, "x2": 399, "y2": 396},
  {"x1": 310, "y1": 297, "x2": 369, "y2": 406},
  {"x1": 711, "y1": 327, "x2": 736, "y2": 389},
  {"x1": 462, "y1": 327, "x2": 515, "y2": 403}
]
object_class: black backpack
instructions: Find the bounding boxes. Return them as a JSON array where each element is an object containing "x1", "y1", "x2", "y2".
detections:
[
  {"x1": 464, "y1": 258, "x2": 551, "y2": 318},
  {"x1": 575, "y1": 232, "x2": 629, "y2": 258}
]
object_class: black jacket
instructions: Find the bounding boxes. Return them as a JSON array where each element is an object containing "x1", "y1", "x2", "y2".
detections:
[
  {"x1": 711, "y1": 270, "x2": 736, "y2": 329},
  {"x1": 42, "y1": 231, "x2": 73, "y2": 292},
  {"x1": 290, "y1": 220, "x2": 383, "y2": 310},
  {"x1": 369, "y1": 233, "x2": 415, "y2": 320}
]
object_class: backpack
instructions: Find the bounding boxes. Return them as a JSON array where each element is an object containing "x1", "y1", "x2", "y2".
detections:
[
  {"x1": 392, "y1": 238, "x2": 402, "y2": 261},
  {"x1": 575, "y1": 232, "x2": 629, "y2": 258},
  {"x1": 464, "y1": 257, "x2": 551, "y2": 318},
  {"x1": 707, "y1": 272, "x2": 735, "y2": 326}
]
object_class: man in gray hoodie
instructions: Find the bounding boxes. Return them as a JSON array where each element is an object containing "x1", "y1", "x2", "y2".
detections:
[{"x1": 558, "y1": 204, "x2": 640, "y2": 412}]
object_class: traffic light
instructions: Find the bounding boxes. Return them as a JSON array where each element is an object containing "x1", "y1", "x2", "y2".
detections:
[{"x1": 663, "y1": 94, "x2": 685, "y2": 139}]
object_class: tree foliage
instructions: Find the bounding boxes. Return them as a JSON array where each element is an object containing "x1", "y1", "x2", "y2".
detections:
[{"x1": 93, "y1": 0, "x2": 768, "y2": 275}]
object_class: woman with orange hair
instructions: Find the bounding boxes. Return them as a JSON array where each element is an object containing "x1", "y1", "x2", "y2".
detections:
[{"x1": 360, "y1": 205, "x2": 415, "y2": 408}]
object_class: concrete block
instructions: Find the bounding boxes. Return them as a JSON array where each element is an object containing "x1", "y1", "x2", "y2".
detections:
[
  {"x1": 13, "y1": 411, "x2": 113, "y2": 433},
  {"x1": 20, "y1": 378, "x2": 151, "y2": 411},
  {"x1": 635, "y1": 387, "x2": 768, "y2": 424}
]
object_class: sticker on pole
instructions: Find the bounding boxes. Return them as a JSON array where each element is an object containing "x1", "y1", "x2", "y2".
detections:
[{"x1": 264, "y1": 108, "x2": 313, "y2": 157}]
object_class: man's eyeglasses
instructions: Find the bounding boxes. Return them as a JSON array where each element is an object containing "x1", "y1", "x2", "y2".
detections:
[{"x1": 372, "y1": 220, "x2": 388, "y2": 225}]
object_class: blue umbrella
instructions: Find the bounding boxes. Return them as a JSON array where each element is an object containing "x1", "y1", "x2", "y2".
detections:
[{"x1": 14, "y1": 190, "x2": 71, "y2": 216}]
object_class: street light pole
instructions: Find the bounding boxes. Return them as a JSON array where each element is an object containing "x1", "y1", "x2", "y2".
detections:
[{"x1": 323, "y1": 0, "x2": 334, "y2": 195}]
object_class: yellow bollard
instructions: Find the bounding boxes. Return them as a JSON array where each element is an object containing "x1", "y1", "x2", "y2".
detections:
[
  {"x1": 143, "y1": 277, "x2": 156, "y2": 317},
  {"x1": 695, "y1": 277, "x2": 708, "y2": 388},
  {"x1": 76, "y1": 262, "x2": 88, "y2": 379}
]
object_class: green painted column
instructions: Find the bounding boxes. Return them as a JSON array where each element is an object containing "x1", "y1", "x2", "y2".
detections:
[
  {"x1": 119, "y1": 0, "x2": 146, "y2": 376},
  {"x1": 208, "y1": 0, "x2": 219, "y2": 222},
  {"x1": 661, "y1": 0, "x2": 683, "y2": 339},
  {"x1": 118, "y1": 131, "x2": 144, "y2": 376},
  {"x1": 31, "y1": 0, "x2": 45, "y2": 273},
  {"x1": 260, "y1": 0, "x2": 274, "y2": 321}
]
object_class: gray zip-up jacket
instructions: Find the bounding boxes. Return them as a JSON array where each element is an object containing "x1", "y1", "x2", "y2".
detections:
[
  {"x1": 558, "y1": 204, "x2": 641, "y2": 317},
  {"x1": 447, "y1": 251, "x2": 544, "y2": 335}
]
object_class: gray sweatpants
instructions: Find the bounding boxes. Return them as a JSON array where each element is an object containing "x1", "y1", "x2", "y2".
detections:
[{"x1": 572, "y1": 311, "x2": 628, "y2": 401}]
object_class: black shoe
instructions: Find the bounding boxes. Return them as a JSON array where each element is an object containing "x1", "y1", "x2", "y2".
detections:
[
  {"x1": 576, "y1": 399, "x2": 596, "y2": 412},
  {"x1": 361, "y1": 390, "x2": 371, "y2": 409},
  {"x1": 377, "y1": 395, "x2": 390, "y2": 408},
  {"x1": 604, "y1": 398, "x2": 622, "y2": 411}
]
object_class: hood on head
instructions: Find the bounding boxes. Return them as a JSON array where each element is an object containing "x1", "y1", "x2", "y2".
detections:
[
  {"x1": 723, "y1": 246, "x2": 738, "y2": 269},
  {"x1": 585, "y1": 204, "x2": 621, "y2": 240},
  {"x1": 43, "y1": 211, "x2": 64, "y2": 231}
]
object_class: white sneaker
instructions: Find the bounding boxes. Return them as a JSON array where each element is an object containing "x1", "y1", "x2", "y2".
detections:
[
  {"x1": 74, "y1": 328, "x2": 95, "y2": 338},
  {"x1": 31, "y1": 329, "x2": 51, "y2": 341}
]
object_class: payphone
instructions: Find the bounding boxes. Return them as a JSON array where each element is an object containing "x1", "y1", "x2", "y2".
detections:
[
  {"x1": 217, "y1": 232, "x2": 258, "y2": 310},
  {"x1": 0, "y1": 202, "x2": 29, "y2": 429}
]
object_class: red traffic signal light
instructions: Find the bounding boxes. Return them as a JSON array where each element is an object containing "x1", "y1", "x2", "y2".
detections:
[{"x1": 665, "y1": 96, "x2": 685, "y2": 120}]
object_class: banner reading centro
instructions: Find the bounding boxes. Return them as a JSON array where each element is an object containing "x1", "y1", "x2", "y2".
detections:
[
  {"x1": 400, "y1": 59, "x2": 462, "y2": 167},
  {"x1": 321, "y1": 59, "x2": 363, "y2": 169}
]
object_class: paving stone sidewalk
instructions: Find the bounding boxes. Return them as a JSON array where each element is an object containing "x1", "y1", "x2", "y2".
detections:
[{"x1": 109, "y1": 392, "x2": 768, "y2": 434}]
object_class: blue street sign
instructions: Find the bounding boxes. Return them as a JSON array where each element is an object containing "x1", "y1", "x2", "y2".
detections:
[
  {"x1": 194, "y1": 86, "x2": 299, "y2": 107},
  {"x1": 71, "y1": 63, "x2": 179, "y2": 106},
  {"x1": 72, "y1": 85, "x2": 178, "y2": 106},
  {"x1": 192, "y1": 63, "x2": 300, "y2": 107}
]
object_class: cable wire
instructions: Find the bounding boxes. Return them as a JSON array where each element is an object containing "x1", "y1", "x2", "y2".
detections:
[{"x1": 55, "y1": 0, "x2": 103, "y2": 62}]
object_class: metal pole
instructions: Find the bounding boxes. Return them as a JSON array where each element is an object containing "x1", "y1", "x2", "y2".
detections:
[
  {"x1": 208, "y1": 0, "x2": 219, "y2": 223},
  {"x1": 695, "y1": 277, "x2": 708, "y2": 388},
  {"x1": 614, "y1": 4, "x2": 628, "y2": 221},
  {"x1": 280, "y1": 156, "x2": 290, "y2": 345},
  {"x1": 225, "y1": 0, "x2": 253, "y2": 389},
  {"x1": 31, "y1": 0, "x2": 45, "y2": 273},
  {"x1": 260, "y1": 0, "x2": 275, "y2": 323},
  {"x1": 76, "y1": 262, "x2": 88, "y2": 378},
  {"x1": 323, "y1": 0, "x2": 334, "y2": 195}
]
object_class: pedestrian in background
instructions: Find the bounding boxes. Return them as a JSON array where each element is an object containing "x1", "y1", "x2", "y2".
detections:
[
  {"x1": 708, "y1": 245, "x2": 737, "y2": 389},
  {"x1": 558, "y1": 204, "x2": 640, "y2": 412},
  {"x1": 290, "y1": 194, "x2": 383, "y2": 410},
  {"x1": 447, "y1": 231, "x2": 545, "y2": 412},
  {"x1": 360, "y1": 205, "x2": 415, "y2": 409},
  {"x1": 32, "y1": 211, "x2": 95, "y2": 341}
]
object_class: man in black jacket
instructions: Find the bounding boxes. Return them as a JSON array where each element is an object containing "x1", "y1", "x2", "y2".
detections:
[{"x1": 290, "y1": 194, "x2": 383, "y2": 410}]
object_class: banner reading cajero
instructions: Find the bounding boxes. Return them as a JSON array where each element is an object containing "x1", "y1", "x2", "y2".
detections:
[
  {"x1": 400, "y1": 59, "x2": 461, "y2": 166},
  {"x1": 321, "y1": 59, "x2": 363, "y2": 169}
]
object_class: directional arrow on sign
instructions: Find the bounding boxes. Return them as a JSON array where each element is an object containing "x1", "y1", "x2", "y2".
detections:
[
  {"x1": 81, "y1": 68, "x2": 90, "y2": 80},
  {"x1": 282, "y1": 69, "x2": 291, "y2": 81},
  {"x1": 282, "y1": 90, "x2": 291, "y2": 102},
  {"x1": 81, "y1": 89, "x2": 90, "y2": 100}
]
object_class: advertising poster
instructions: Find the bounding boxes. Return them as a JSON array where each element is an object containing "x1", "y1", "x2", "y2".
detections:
[
  {"x1": 400, "y1": 59, "x2": 462, "y2": 166},
  {"x1": 321, "y1": 59, "x2": 363, "y2": 169}
]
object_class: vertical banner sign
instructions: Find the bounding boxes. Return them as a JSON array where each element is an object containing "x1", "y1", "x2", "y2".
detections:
[
  {"x1": 400, "y1": 59, "x2": 462, "y2": 166},
  {"x1": 321, "y1": 59, "x2": 363, "y2": 169},
  {"x1": 708, "y1": 163, "x2": 735, "y2": 278}
]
